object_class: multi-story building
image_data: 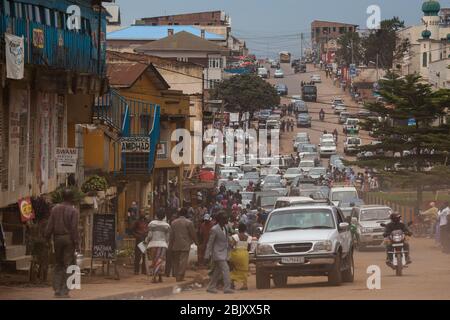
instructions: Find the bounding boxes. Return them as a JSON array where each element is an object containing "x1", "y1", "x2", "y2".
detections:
[
  {"x1": 103, "y1": 0, "x2": 122, "y2": 33},
  {"x1": 135, "y1": 10, "x2": 230, "y2": 27},
  {"x1": 0, "y1": 0, "x2": 109, "y2": 272},
  {"x1": 311, "y1": 20, "x2": 358, "y2": 63},
  {"x1": 396, "y1": 1, "x2": 450, "y2": 89},
  {"x1": 134, "y1": 30, "x2": 229, "y2": 90}
]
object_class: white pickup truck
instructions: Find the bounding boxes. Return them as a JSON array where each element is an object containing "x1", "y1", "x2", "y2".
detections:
[{"x1": 255, "y1": 205, "x2": 354, "y2": 288}]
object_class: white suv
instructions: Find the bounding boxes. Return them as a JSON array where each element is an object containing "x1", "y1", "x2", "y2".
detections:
[{"x1": 255, "y1": 205, "x2": 354, "y2": 288}]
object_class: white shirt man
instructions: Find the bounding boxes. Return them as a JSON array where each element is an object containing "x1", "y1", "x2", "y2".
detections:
[{"x1": 438, "y1": 205, "x2": 449, "y2": 226}]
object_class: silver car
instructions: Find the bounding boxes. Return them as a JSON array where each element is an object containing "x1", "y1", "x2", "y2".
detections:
[{"x1": 351, "y1": 205, "x2": 392, "y2": 250}]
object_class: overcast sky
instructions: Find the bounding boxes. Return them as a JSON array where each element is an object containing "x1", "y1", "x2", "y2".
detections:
[{"x1": 114, "y1": 0, "x2": 432, "y2": 58}]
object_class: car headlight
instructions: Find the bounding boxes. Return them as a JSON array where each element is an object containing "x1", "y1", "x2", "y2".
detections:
[
  {"x1": 361, "y1": 227, "x2": 374, "y2": 233},
  {"x1": 256, "y1": 244, "x2": 275, "y2": 256},
  {"x1": 313, "y1": 240, "x2": 333, "y2": 252}
]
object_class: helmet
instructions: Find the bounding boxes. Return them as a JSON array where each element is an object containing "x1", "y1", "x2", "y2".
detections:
[{"x1": 390, "y1": 213, "x2": 401, "y2": 223}]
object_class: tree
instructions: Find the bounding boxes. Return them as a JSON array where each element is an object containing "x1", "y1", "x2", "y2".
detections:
[
  {"x1": 336, "y1": 32, "x2": 363, "y2": 66},
  {"x1": 353, "y1": 72, "x2": 450, "y2": 210},
  {"x1": 362, "y1": 17, "x2": 410, "y2": 69},
  {"x1": 210, "y1": 74, "x2": 280, "y2": 113}
]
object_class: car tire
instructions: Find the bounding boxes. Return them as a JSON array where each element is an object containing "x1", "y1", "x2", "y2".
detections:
[
  {"x1": 256, "y1": 269, "x2": 271, "y2": 289},
  {"x1": 342, "y1": 251, "x2": 355, "y2": 283},
  {"x1": 273, "y1": 274, "x2": 288, "y2": 288},
  {"x1": 328, "y1": 253, "x2": 342, "y2": 286}
]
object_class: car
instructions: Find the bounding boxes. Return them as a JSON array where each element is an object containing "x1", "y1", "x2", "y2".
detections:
[
  {"x1": 302, "y1": 152, "x2": 321, "y2": 167},
  {"x1": 258, "y1": 109, "x2": 272, "y2": 123},
  {"x1": 258, "y1": 67, "x2": 269, "y2": 79},
  {"x1": 356, "y1": 109, "x2": 374, "y2": 119},
  {"x1": 319, "y1": 139, "x2": 337, "y2": 158},
  {"x1": 219, "y1": 169, "x2": 240, "y2": 180},
  {"x1": 296, "y1": 113, "x2": 312, "y2": 128},
  {"x1": 320, "y1": 134, "x2": 335, "y2": 142},
  {"x1": 271, "y1": 61, "x2": 280, "y2": 69},
  {"x1": 351, "y1": 205, "x2": 393, "y2": 250},
  {"x1": 241, "y1": 191, "x2": 255, "y2": 208},
  {"x1": 331, "y1": 98, "x2": 344, "y2": 108},
  {"x1": 299, "y1": 159, "x2": 315, "y2": 173},
  {"x1": 275, "y1": 83, "x2": 288, "y2": 95},
  {"x1": 243, "y1": 171, "x2": 260, "y2": 185},
  {"x1": 260, "y1": 166, "x2": 281, "y2": 177},
  {"x1": 283, "y1": 167, "x2": 303, "y2": 183},
  {"x1": 339, "y1": 112, "x2": 351, "y2": 124},
  {"x1": 329, "y1": 186, "x2": 360, "y2": 207},
  {"x1": 294, "y1": 132, "x2": 310, "y2": 140},
  {"x1": 261, "y1": 174, "x2": 284, "y2": 189},
  {"x1": 293, "y1": 136, "x2": 310, "y2": 152},
  {"x1": 298, "y1": 144, "x2": 317, "y2": 159},
  {"x1": 219, "y1": 180, "x2": 243, "y2": 193},
  {"x1": 308, "y1": 167, "x2": 328, "y2": 180},
  {"x1": 274, "y1": 197, "x2": 331, "y2": 210},
  {"x1": 302, "y1": 84, "x2": 317, "y2": 102},
  {"x1": 311, "y1": 74, "x2": 322, "y2": 83},
  {"x1": 274, "y1": 69, "x2": 284, "y2": 78},
  {"x1": 334, "y1": 104, "x2": 347, "y2": 115},
  {"x1": 293, "y1": 100, "x2": 308, "y2": 113},
  {"x1": 343, "y1": 118, "x2": 360, "y2": 134},
  {"x1": 255, "y1": 205, "x2": 354, "y2": 288},
  {"x1": 344, "y1": 136, "x2": 362, "y2": 155},
  {"x1": 254, "y1": 190, "x2": 286, "y2": 212}
]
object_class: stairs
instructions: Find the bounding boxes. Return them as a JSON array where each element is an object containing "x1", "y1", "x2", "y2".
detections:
[{"x1": 1, "y1": 231, "x2": 32, "y2": 273}]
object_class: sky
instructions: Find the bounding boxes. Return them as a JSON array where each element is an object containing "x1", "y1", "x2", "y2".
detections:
[{"x1": 114, "y1": 0, "x2": 434, "y2": 58}]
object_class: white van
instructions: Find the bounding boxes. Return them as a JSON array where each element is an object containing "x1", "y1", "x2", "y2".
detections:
[{"x1": 258, "y1": 67, "x2": 269, "y2": 79}]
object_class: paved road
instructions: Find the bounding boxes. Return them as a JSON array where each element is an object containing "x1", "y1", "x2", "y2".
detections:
[
  {"x1": 164, "y1": 238, "x2": 450, "y2": 300},
  {"x1": 162, "y1": 64, "x2": 450, "y2": 300}
]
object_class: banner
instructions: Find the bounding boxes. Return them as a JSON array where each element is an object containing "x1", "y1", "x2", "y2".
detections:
[{"x1": 5, "y1": 33, "x2": 24, "y2": 80}]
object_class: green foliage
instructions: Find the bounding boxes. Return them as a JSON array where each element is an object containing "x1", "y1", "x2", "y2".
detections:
[
  {"x1": 210, "y1": 74, "x2": 280, "y2": 113},
  {"x1": 352, "y1": 72, "x2": 450, "y2": 201},
  {"x1": 336, "y1": 32, "x2": 363, "y2": 66},
  {"x1": 51, "y1": 186, "x2": 85, "y2": 204},
  {"x1": 81, "y1": 175, "x2": 109, "y2": 193}
]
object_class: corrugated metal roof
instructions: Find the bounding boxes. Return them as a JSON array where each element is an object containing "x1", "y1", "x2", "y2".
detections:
[
  {"x1": 107, "y1": 25, "x2": 225, "y2": 41},
  {"x1": 107, "y1": 62, "x2": 169, "y2": 89}
]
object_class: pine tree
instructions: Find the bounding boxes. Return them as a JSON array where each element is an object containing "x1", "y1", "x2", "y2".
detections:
[{"x1": 353, "y1": 72, "x2": 450, "y2": 209}]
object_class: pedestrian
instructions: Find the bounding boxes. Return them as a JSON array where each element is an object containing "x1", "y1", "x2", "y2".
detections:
[
  {"x1": 438, "y1": 202, "x2": 450, "y2": 253},
  {"x1": 205, "y1": 212, "x2": 234, "y2": 294},
  {"x1": 44, "y1": 188, "x2": 79, "y2": 298},
  {"x1": 167, "y1": 191, "x2": 180, "y2": 221},
  {"x1": 165, "y1": 213, "x2": 178, "y2": 278},
  {"x1": 169, "y1": 208, "x2": 198, "y2": 282},
  {"x1": 290, "y1": 119, "x2": 294, "y2": 132},
  {"x1": 131, "y1": 209, "x2": 149, "y2": 275},
  {"x1": 420, "y1": 202, "x2": 438, "y2": 238},
  {"x1": 144, "y1": 209, "x2": 171, "y2": 283},
  {"x1": 126, "y1": 201, "x2": 139, "y2": 236},
  {"x1": 198, "y1": 214, "x2": 214, "y2": 267},
  {"x1": 230, "y1": 223, "x2": 252, "y2": 290}
]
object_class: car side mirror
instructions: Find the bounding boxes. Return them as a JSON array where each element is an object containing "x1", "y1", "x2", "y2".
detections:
[{"x1": 339, "y1": 222, "x2": 350, "y2": 231}]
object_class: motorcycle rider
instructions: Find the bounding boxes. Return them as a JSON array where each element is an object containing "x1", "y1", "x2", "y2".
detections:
[{"x1": 383, "y1": 213, "x2": 413, "y2": 265}]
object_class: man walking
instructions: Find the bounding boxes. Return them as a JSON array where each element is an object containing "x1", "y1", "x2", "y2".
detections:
[
  {"x1": 131, "y1": 209, "x2": 149, "y2": 275},
  {"x1": 169, "y1": 208, "x2": 198, "y2": 282},
  {"x1": 438, "y1": 202, "x2": 450, "y2": 253},
  {"x1": 45, "y1": 188, "x2": 79, "y2": 298},
  {"x1": 168, "y1": 191, "x2": 180, "y2": 221},
  {"x1": 205, "y1": 212, "x2": 234, "y2": 294}
]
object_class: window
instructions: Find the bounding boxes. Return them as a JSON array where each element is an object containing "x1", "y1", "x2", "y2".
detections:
[
  {"x1": 177, "y1": 57, "x2": 188, "y2": 62},
  {"x1": 333, "y1": 27, "x2": 336, "y2": 32},
  {"x1": 209, "y1": 57, "x2": 222, "y2": 68},
  {"x1": 423, "y1": 53, "x2": 427, "y2": 67}
]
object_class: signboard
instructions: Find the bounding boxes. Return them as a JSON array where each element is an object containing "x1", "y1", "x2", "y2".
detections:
[
  {"x1": 229, "y1": 113, "x2": 239, "y2": 123},
  {"x1": 92, "y1": 214, "x2": 116, "y2": 259},
  {"x1": 5, "y1": 33, "x2": 24, "y2": 80},
  {"x1": 121, "y1": 137, "x2": 150, "y2": 153},
  {"x1": 56, "y1": 148, "x2": 78, "y2": 174},
  {"x1": 18, "y1": 198, "x2": 35, "y2": 223},
  {"x1": 157, "y1": 141, "x2": 168, "y2": 160},
  {"x1": 33, "y1": 29, "x2": 44, "y2": 48}
]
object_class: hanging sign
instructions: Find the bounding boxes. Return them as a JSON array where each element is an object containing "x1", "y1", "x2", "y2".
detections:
[
  {"x1": 121, "y1": 137, "x2": 150, "y2": 153},
  {"x1": 5, "y1": 33, "x2": 24, "y2": 80},
  {"x1": 56, "y1": 148, "x2": 78, "y2": 174}
]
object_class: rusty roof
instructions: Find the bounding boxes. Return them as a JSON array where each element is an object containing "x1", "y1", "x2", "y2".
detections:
[{"x1": 107, "y1": 62, "x2": 170, "y2": 89}]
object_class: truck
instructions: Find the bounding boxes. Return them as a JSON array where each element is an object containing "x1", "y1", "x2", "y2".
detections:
[
  {"x1": 301, "y1": 84, "x2": 317, "y2": 102},
  {"x1": 279, "y1": 51, "x2": 291, "y2": 63}
]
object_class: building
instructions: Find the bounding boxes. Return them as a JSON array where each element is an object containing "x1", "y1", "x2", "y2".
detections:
[
  {"x1": 134, "y1": 31, "x2": 229, "y2": 89},
  {"x1": 396, "y1": 1, "x2": 450, "y2": 89},
  {"x1": 103, "y1": 0, "x2": 122, "y2": 33},
  {"x1": 311, "y1": 20, "x2": 359, "y2": 63},
  {"x1": 0, "y1": 0, "x2": 109, "y2": 272},
  {"x1": 135, "y1": 10, "x2": 230, "y2": 27},
  {"x1": 107, "y1": 25, "x2": 226, "y2": 53}
]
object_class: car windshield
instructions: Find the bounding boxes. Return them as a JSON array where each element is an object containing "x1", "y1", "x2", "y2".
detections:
[
  {"x1": 348, "y1": 138, "x2": 361, "y2": 144},
  {"x1": 310, "y1": 168, "x2": 326, "y2": 175},
  {"x1": 296, "y1": 137, "x2": 309, "y2": 143},
  {"x1": 300, "y1": 145, "x2": 317, "y2": 152},
  {"x1": 264, "y1": 176, "x2": 281, "y2": 183},
  {"x1": 347, "y1": 119, "x2": 358, "y2": 125},
  {"x1": 300, "y1": 161, "x2": 314, "y2": 168},
  {"x1": 286, "y1": 168, "x2": 301, "y2": 174},
  {"x1": 266, "y1": 209, "x2": 335, "y2": 232},
  {"x1": 360, "y1": 208, "x2": 392, "y2": 221},
  {"x1": 332, "y1": 191, "x2": 358, "y2": 202},
  {"x1": 322, "y1": 141, "x2": 335, "y2": 147},
  {"x1": 260, "y1": 196, "x2": 279, "y2": 208},
  {"x1": 333, "y1": 99, "x2": 343, "y2": 104},
  {"x1": 244, "y1": 172, "x2": 259, "y2": 179},
  {"x1": 303, "y1": 86, "x2": 316, "y2": 93}
]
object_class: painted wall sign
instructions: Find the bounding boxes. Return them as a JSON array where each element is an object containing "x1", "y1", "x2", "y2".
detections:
[
  {"x1": 32, "y1": 29, "x2": 44, "y2": 49},
  {"x1": 121, "y1": 137, "x2": 150, "y2": 153}
]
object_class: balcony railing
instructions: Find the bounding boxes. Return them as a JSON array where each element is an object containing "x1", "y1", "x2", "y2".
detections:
[
  {"x1": 94, "y1": 90, "x2": 161, "y2": 175},
  {"x1": 0, "y1": 14, "x2": 105, "y2": 76}
]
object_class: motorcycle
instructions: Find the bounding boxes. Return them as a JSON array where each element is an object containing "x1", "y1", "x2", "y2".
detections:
[{"x1": 381, "y1": 222, "x2": 412, "y2": 276}]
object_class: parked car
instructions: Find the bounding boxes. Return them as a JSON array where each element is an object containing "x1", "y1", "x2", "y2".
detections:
[
  {"x1": 255, "y1": 205, "x2": 354, "y2": 288},
  {"x1": 275, "y1": 83, "x2": 288, "y2": 95},
  {"x1": 351, "y1": 205, "x2": 392, "y2": 250},
  {"x1": 297, "y1": 113, "x2": 312, "y2": 127},
  {"x1": 274, "y1": 69, "x2": 284, "y2": 78}
]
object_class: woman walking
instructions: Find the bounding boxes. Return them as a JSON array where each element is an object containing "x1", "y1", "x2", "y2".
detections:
[
  {"x1": 230, "y1": 223, "x2": 252, "y2": 290},
  {"x1": 145, "y1": 209, "x2": 171, "y2": 283}
]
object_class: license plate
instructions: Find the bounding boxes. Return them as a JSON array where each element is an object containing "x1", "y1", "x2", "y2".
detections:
[
  {"x1": 392, "y1": 243, "x2": 403, "y2": 247},
  {"x1": 281, "y1": 257, "x2": 305, "y2": 264}
]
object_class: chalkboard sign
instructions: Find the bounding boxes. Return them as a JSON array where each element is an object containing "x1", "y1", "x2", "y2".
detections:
[{"x1": 92, "y1": 214, "x2": 116, "y2": 259}]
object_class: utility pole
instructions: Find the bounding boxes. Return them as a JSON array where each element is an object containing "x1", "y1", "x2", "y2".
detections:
[{"x1": 300, "y1": 33, "x2": 304, "y2": 59}]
